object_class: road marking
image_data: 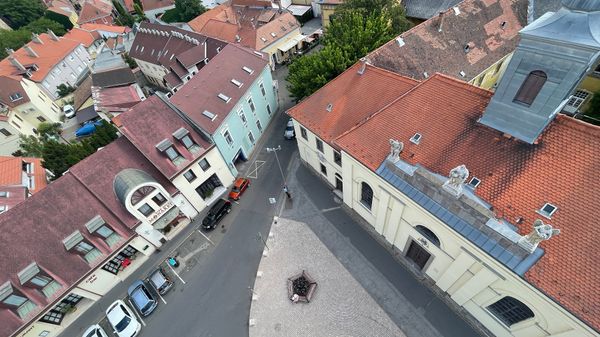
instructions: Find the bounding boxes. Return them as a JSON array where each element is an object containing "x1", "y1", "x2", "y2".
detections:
[
  {"x1": 127, "y1": 297, "x2": 146, "y2": 327},
  {"x1": 197, "y1": 229, "x2": 215, "y2": 246},
  {"x1": 321, "y1": 206, "x2": 341, "y2": 213},
  {"x1": 157, "y1": 291, "x2": 167, "y2": 305},
  {"x1": 167, "y1": 262, "x2": 186, "y2": 285},
  {"x1": 245, "y1": 160, "x2": 265, "y2": 178}
]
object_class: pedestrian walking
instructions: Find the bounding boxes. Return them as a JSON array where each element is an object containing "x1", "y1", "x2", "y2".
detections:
[{"x1": 283, "y1": 185, "x2": 291, "y2": 199}]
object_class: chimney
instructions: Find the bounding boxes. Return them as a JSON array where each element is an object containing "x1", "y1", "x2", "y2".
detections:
[
  {"x1": 5, "y1": 48, "x2": 15, "y2": 56},
  {"x1": 357, "y1": 57, "x2": 367, "y2": 75},
  {"x1": 8, "y1": 56, "x2": 26, "y2": 72},
  {"x1": 31, "y1": 33, "x2": 43, "y2": 44},
  {"x1": 23, "y1": 45, "x2": 38, "y2": 58},
  {"x1": 47, "y1": 29, "x2": 59, "y2": 41},
  {"x1": 437, "y1": 12, "x2": 444, "y2": 32}
]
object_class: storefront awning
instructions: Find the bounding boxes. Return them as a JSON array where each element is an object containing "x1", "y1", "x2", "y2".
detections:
[
  {"x1": 278, "y1": 36, "x2": 304, "y2": 53},
  {"x1": 153, "y1": 207, "x2": 180, "y2": 230}
]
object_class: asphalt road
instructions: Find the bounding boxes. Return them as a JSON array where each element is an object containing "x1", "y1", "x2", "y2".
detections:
[{"x1": 59, "y1": 67, "x2": 297, "y2": 337}]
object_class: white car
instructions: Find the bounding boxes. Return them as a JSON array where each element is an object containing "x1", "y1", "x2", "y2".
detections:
[
  {"x1": 284, "y1": 118, "x2": 295, "y2": 139},
  {"x1": 63, "y1": 104, "x2": 76, "y2": 119},
  {"x1": 82, "y1": 325, "x2": 108, "y2": 337},
  {"x1": 106, "y1": 300, "x2": 141, "y2": 337}
]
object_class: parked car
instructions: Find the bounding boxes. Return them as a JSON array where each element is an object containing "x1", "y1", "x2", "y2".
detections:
[
  {"x1": 127, "y1": 280, "x2": 158, "y2": 317},
  {"x1": 63, "y1": 104, "x2": 76, "y2": 119},
  {"x1": 106, "y1": 300, "x2": 141, "y2": 337},
  {"x1": 148, "y1": 268, "x2": 173, "y2": 295},
  {"x1": 284, "y1": 118, "x2": 295, "y2": 139},
  {"x1": 228, "y1": 177, "x2": 250, "y2": 200},
  {"x1": 82, "y1": 325, "x2": 108, "y2": 337},
  {"x1": 201, "y1": 198, "x2": 232, "y2": 230}
]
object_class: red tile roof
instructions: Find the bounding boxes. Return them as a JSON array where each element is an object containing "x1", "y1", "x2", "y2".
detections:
[
  {"x1": 63, "y1": 27, "x2": 97, "y2": 47},
  {"x1": 141, "y1": 0, "x2": 175, "y2": 11},
  {"x1": 0, "y1": 172, "x2": 134, "y2": 337},
  {"x1": 69, "y1": 137, "x2": 177, "y2": 228},
  {"x1": 170, "y1": 44, "x2": 268, "y2": 134},
  {"x1": 333, "y1": 73, "x2": 600, "y2": 331},
  {"x1": 119, "y1": 95, "x2": 213, "y2": 178},
  {"x1": 188, "y1": 5, "x2": 300, "y2": 50},
  {"x1": 77, "y1": 0, "x2": 114, "y2": 25},
  {"x1": 288, "y1": 62, "x2": 419, "y2": 144},
  {"x1": 0, "y1": 33, "x2": 81, "y2": 83},
  {"x1": 0, "y1": 156, "x2": 48, "y2": 195},
  {"x1": 367, "y1": 0, "x2": 527, "y2": 81},
  {"x1": 92, "y1": 84, "x2": 144, "y2": 113},
  {"x1": 80, "y1": 23, "x2": 131, "y2": 34}
]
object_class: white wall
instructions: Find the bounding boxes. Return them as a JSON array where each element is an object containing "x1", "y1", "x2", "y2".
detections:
[
  {"x1": 339, "y1": 151, "x2": 599, "y2": 337},
  {"x1": 171, "y1": 147, "x2": 235, "y2": 213},
  {"x1": 41, "y1": 45, "x2": 91, "y2": 100}
]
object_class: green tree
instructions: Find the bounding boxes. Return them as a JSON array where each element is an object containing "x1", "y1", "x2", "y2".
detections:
[
  {"x1": 37, "y1": 122, "x2": 63, "y2": 142},
  {"x1": 25, "y1": 17, "x2": 66, "y2": 36},
  {"x1": 0, "y1": 29, "x2": 33, "y2": 59},
  {"x1": 122, "y1": 53, "x2": 138, "y2": 69},
  {"x1": 0, "y1": 0, "x2": 46, "y2": 29},
  {"x1": 338, "y1": 0, "x2": 412, "y2": 35},
  {"x1": 18, "y1": 134, "x2": 45, "y2": 158},
  {"x1": 112, "y1": 0, "x2": 135, "y2": 27},
  {"x1": 57, "y1": 84, "x2": 75, "y2": 97},
  {"x1": 286, "y1": 45, "x2": 350, "y2": 101},
  {"x1": 325, "y1": 11, "x2": 395, "y2": 62},
  {"x1": 134, "y1": 3, "x2": 146, "y2": 20},
  {"x1": 44, "y1": 10, "x2": 74, "y2": 30},
  {"x1": 175, "y1": 0, "x2": 206, "y2": 22}
]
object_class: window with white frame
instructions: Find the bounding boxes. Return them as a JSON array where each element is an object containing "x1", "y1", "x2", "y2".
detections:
[
  {"x1": 259, "y1": 82, "x2": 266, "y2": 96},
  {"x1": 238, "y1": 109, "x2": 248, "y2": 126},
  {"x1": 247, "y1": 97, "x2": 255, "y2": 113},
  {"x1": 165, "y1": 146, "x2": 183, "y2": 165},
  {"x1": 487, "y1": 296, "x2": 534, "y2": 327},
  {"x1": 199, "y1": 158, "x2": 211, "y2": 171},
  {"x1": 565, "y1": 90, "x2": 590, "y2": 110},
  {"x1": 184, "y1": 169, "x2": 197, "y2": 182},
  {"x1": 63, "y1": 231, "x2": 103, "y2": 264},
  {"x1": 266, "y1": 104, "x2": 272, "y2": 115},
  {"x1": 256, "y1": 120, "x2": 263, "y2": 132},
  {"x1": 0, "y1": 283, "x2": 37, "y2": 319},
  {"x1": 86, "y1": 217, "x2": 122, "y2": 248},
  {"x1": 222, "y1": 129, "x2": 234, "y2": 146},
  {"x1": 18, "y1": 263, "x2": 62, "y2": 298},
  {"x1": 248, "y1": 131, "x2": 255, "y2": 144}
]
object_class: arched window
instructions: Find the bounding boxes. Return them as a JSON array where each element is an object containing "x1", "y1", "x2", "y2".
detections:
[
  {"x1": 360, "y1": 182, "x2": 373, "y2": 210},
  {"x1": 513, "y1": 70, "x2": 547, "y2": 106},
  {"x1": 487, "y1": 296, "x2": 534, "y2": 327},
  {"x1": 415, "y1": 225, "x2": 440, "y2": 247},
  {"x1": 130, "y1": 186, "x2": 155, "y2": 205}
]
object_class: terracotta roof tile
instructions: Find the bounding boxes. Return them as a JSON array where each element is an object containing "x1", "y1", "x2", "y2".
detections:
[
  {"x1": 334, "y1": 74, "x2": 600, "y2": 331},
  {"x1": 0, "y1": 156, "x2": 47, "y2": 196},
  {"x1": 288, "y1": 62, "x2": 419, "y2": 144},
  {"x1": 367, "y1": 0, "x2": 527, "y2": 81},
  {"x1": 63, "y1": 27, "x2": 97, "y2": 47},
  {"x1": 170, "y1": 44, "x2": 268, "y2": 134},
  {"x1": 119, "y1": 95, "x2": 213, "y2": 178},
  {"x1": 78, "y1": 0, "x2": 114, "y2": 25},
  {"x1": 92, "y1": 84, "x2": 144, "y2": 113},
  {"x1": 141, "y1": 0, "x2": 175, "y2": 11},
  {"x1": 0, "y1": 33, "x2": 81, "y2": 83},
  {"x1": 0, "y1": 76, "x2": 30, "y2": 108},
  {"x1": 80, "y1": 23, "x2": 131, "y2": 34}
]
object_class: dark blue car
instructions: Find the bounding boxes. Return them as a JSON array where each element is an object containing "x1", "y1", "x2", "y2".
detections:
[{"x1": 127, "y1": 280, "x2": 158, "y2": 317}]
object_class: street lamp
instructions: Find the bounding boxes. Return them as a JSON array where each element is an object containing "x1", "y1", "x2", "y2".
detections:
[{"x1": 266, "y1": 145, "x2": 285, "y2": 185}]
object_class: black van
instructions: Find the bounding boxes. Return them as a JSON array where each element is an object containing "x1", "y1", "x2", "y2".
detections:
[{"x1": 201, "y1": 199, "x2": 232, "y2": 229}]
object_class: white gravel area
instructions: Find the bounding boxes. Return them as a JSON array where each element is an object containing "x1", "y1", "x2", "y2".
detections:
[{"x1": 249, "y1": 217, "x2": 406, "y2": 337}]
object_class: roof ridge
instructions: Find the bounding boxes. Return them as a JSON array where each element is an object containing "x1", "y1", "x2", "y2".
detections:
[
  {"x1": 429, "y1": 72, "x2": 494, "y2": 97},
  {"x1": 554, "y1": 114, "x2": 600, "y2": 136},
  {"x1": 366, "y1": 64, "x2": 420, "y2": 85}
]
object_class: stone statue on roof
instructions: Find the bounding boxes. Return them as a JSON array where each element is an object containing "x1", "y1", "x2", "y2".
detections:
[
  {"x1": 443, "y1": 164, "x2": 469, "y2": 197},
  {"x1": 518, "y1": 219, "x2": 560, "y2": 252},
  {"x1": 388, "y1": 139, "x2": 403, "y2": 163}
]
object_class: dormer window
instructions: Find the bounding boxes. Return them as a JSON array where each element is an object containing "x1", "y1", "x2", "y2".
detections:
[
  {"x1": 9, "y1": 93, "x2": 23, "y2": 102},
  {"x1": 18, "y1": 263, "x2": 61, "y2": 298},
  {"x1": 173, "y1": 128, "x2": 200, "y2": 153},
  {"x1": 538, "y1": 203, "x2": 557, "y2": 218},
  {"x1": 86, "y1": 216, "x2": 122, "y2": 248},
  {"x1": 63, "y1": 231, "x2": 102, "y2": 264},
  {"x1": 156, "y1": 139, "x2": 184, "y2": 165},
  {"x1": 0, "y1": 192, "x2": 7, "y2": 197},
  {"x1": 0, "y1": 282, "x2": 37, "y2": 319}
]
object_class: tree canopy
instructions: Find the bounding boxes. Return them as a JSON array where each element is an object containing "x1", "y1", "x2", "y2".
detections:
[
  {"x1": 24, "y1": 17, "x2": 66, "y2": 36},
  {"x1": 0, "y1": 0, "x2": 46, "y2": 29},
  {"x1": 0, "y1": 15, "x2": 68, "y2": 59},
  {"x1": 338, "y1": 0, "x2": 412, "y2": 35},
  {"x1": 17, "y1": 121, "x2": 119, "y2": 179},
  {"x1": 286, "y1": 6, "x2": 407, "y2": 101},
  {"x1": 163, "y1": 0, "x2": 206, "y2": 23}
]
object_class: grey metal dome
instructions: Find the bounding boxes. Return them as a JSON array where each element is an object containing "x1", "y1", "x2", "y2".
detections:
[
  {"x1": 561, "y1": 0, "x2": 600, "y2": 11},
  {"x1": 113, "y1": 169, "x2": 157, "y2": 206}
]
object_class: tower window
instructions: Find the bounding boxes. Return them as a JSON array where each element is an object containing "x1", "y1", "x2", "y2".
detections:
[{"x1": 513, "y1": 70, "x2": 547, "y2": 106}]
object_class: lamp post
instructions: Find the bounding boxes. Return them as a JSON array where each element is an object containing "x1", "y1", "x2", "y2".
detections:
[{"x1": 266, "y1": 145, "x2": 286, "y2": 185}]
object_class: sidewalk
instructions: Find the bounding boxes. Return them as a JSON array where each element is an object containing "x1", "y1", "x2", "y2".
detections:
[{"x1": 266, "y1": 156, "x2": 482, "y2": 337}]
